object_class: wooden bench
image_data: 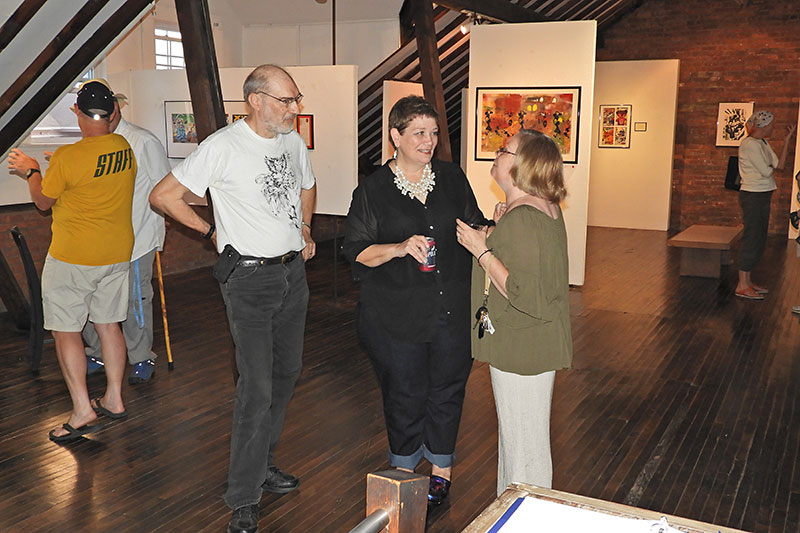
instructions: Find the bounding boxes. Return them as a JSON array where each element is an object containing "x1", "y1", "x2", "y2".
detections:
[{"x1": 667, "y1": 224, "x2": 743, "y2": 278}]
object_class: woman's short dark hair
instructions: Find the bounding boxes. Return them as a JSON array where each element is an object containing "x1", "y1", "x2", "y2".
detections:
[
  {"x1": 511, "y1": 129, "x2": 567, "y2": 203},
  {"x1": 388, "y1": 96, "x2": 439, "y2": 147}
]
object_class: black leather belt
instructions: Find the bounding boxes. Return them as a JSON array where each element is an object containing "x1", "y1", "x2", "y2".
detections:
[{"x1": 237, "y1": 250, "x2": 299, "y2": 267}]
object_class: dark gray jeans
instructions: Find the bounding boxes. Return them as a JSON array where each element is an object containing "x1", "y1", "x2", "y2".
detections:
[
  {"x1": 738, "y1": 190, "x2": 772, "y2": 272},
  {"x1": 220, "y1": 257, "x2": 308, "y2": 510}
]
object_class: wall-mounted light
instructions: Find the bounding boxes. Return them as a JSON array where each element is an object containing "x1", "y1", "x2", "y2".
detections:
[{"x1": 460, "y1": 12, "x2": 478, "y2": 35}]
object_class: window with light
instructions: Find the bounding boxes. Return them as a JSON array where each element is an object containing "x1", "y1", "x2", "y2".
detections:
[{"x1": 155, "y1": 28, "x2": 185, "y2": 70}]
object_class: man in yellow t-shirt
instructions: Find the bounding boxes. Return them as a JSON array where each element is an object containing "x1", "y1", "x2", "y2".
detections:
[{"x1": 7, "y1": 80, "x2": 136, "y2": 443}]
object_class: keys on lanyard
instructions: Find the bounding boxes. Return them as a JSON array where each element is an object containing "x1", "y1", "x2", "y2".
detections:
[{"x1": 473, "y1": 300, "x2": 495, "y2": 339}]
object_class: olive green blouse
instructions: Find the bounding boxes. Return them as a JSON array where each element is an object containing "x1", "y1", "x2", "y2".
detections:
[{"x1": 470, "y1": 204, "x2": 573, "y2": 376}]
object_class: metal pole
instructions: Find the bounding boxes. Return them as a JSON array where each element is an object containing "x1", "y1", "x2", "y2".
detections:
[{"x1": 348, "y1": 509, "x2": 390, "y2": 533}]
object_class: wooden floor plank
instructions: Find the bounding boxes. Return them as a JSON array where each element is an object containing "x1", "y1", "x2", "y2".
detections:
[{"x1": 0, "y1": 228, "x2": 798, "y2": 532}]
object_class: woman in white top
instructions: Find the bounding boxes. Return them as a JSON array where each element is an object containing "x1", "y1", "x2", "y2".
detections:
[{"x1": 735, "y1": 111, "x2": 796, "y2": 300}]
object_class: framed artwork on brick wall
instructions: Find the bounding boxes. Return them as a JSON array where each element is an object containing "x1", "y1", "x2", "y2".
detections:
[
  {"x1": 475, "y1": 87, "x2": 581, "y2": 163},
  {"x1": 716, "y1": 102, "x2": 754, "y2": 146},
  {"x1": 598, "y1": 104, "x2": 632, "y2": 149}
]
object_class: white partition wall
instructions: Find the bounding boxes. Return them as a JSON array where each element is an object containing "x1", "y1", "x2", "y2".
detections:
[
  {"x1": 588, "y1": 60, "x2": 679, "y2": 231},
  {"x1": 381, "y1": 80, "x2": 423, "y2": 164},
  {"x1": 467, "y1": 21, "x2": 597, "y2": 285},
  {"x1": 109, "y1": 65, "x2": 358, "y2": 216}
]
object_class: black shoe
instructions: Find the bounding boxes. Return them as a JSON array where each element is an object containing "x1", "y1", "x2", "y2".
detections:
[
  {"x1": 227, "y1": 504, "x2": 258, "y2": 533},
  {"x1": 428, "y1": 475, "x2": 451, "y2": 506},
  {"x1": 261, "y1": 465, "x2": 299, "y2": 494}
]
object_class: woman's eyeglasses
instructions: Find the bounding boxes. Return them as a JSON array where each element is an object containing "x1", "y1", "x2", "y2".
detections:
[
  {"x1": 256, "y1": 91, "x2": 304, "y2": 106},
  {"x1": 495, "y1": 147, "x2": 517, "y2": 157}
]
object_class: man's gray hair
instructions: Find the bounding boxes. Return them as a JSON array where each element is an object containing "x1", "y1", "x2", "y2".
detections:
[{"x1": 242, "y1": 64, "x2": 293, "y2": 102}]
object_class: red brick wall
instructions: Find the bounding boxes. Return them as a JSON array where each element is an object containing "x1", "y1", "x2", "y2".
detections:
[
  {"x1": 596, "y1": 0, "x2": 800, "y2": 233},
  {"x1": 0, "y1": 203, "x2": 218, "y2": 298},
  {"x1": 0, "y1": 202, "x2": 343, "y2": 302}
]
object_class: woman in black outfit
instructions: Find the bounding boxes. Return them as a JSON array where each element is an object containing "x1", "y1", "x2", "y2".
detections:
[{"x1": 343, "y1": 96, "x2": 487, "y2": 506}]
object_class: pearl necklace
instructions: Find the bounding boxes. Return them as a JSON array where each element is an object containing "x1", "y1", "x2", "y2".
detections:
[{"x1": 393, "y1": 162, "x2": 435, "y2": 199}]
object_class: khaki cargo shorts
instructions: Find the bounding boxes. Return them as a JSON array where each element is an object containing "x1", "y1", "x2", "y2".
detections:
[{"x1": 41, "y1": 254, "x2": 129, "y2": 332}]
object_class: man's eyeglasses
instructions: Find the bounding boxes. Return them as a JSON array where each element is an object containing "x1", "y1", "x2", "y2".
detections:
[
  {"x1": 256, "y1": 91, "x2": 303, "y2": 106},
  {"x1": 495, "y1": 147, "x2": 517, "y2": 157}
]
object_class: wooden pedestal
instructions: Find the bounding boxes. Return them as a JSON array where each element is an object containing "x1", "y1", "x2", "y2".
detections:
[{"x1": 365, "y1": 470, "x2": 428, "y2": 533}]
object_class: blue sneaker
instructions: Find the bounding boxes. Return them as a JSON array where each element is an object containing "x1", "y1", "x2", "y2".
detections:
[
  {"x1": 86, "y1": 355, "x2": 105, "y2": 375},
  {"x1": 129, "y1": 359, "x2": 155, "y2": 385}
]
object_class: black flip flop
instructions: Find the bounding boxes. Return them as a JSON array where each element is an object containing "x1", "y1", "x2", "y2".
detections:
[
  {"x1": 92, "y1": 398, "x2": 128, "y2": 419},
  {"x1": 49, "y1": 422, "x2": 100, "y2": 443}
]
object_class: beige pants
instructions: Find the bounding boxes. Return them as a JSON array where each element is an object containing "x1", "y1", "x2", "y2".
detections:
[{"x1": 490, "y1": 366, "x2": 555, "y2": 496}]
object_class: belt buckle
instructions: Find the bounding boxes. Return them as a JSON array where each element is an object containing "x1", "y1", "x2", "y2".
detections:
[{"x1": 281, "y1": 251, "x2": 295, "y2": 264}]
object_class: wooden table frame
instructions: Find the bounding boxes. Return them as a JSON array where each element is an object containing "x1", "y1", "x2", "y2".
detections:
[{"x1": 462, "y1": 483, "x2": 750, "y2": 533}]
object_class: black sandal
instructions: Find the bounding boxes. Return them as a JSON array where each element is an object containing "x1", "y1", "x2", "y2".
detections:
[{"x1": 48, "y1": 422, "x2": 100, "y2": 443}]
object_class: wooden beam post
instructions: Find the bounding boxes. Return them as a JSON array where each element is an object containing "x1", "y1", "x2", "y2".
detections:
[
  {"x1": 365, "y1": 470, "x2": 428, "y2": 533},
  {"x1": 174, "y1": 0, "x2": 227, "y2": 143},
  {"x1": 410, "y1": 0, "x2": 452, "y2": 162}
]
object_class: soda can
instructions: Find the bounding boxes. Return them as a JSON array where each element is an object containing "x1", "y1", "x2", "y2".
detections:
[{"x1": 419, "y1": 237, "x2": 436, "y2": 272}]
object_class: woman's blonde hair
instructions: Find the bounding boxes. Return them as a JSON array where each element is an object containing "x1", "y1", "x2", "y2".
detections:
[{"x1": 510, "y1": 129, "x2": 566, "y2": 203}]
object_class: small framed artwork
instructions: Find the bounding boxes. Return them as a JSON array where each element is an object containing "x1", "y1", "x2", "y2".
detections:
[
  {"x1": 475, "y1": 86, "x2": 581, "y2": 163},
  {"x1": 634, "y1": 121, "x2": 647, "y2": 132},
  {"x1": 295, "y1": 114, "x2": 314, "y2": 150},
  {"x1": 165, "y1": 101, "x2": 197, "y2": 158},
  {"x1": 164, "y1": 100, "x2": 248, "y2": 158},
  {"x1": 716, "y1": 102, "x2": 754, "y2": 146},
  {"x1": 598, "y1": 104, "x2": 632, "y2": 148}
]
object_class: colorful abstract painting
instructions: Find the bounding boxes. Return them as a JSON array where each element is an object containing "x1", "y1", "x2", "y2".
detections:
[
  {"x1": 598, "y1": 104, "x2": 632, "y2": 149},
  {"x1": 171, "y1": 113, "x2": 197, "y2": 144},
  {"x1": 165, "y1": 100, "x2": 248, "y2": 158},
  {"x1": 475, "y1": 87, "x2": 581, "y2": 163},
  {"x1": 716, "y1": 102, "x2": 754, "y2": 147}
]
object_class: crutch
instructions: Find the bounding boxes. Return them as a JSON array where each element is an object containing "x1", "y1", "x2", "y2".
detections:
[{"x1": 155, "y1": 251, "x2": 174, "y2": 370}]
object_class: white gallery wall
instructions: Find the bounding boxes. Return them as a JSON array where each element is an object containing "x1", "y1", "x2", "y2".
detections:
[
  {"x1": 588, "y1": 60, "x2": 680, "y2": 231},
  {"x1": 108, "y1": 65, "x2": 358, "y2": 216},
  {"x1": 382, "y1": 80, "x2": 423, "y2": 164},
  {"x1": 467, "y1": 21, "x2": 597, "y2": 286},
  {"x1": 242, "y1": 19, "x2": 398, "y2": 75}
]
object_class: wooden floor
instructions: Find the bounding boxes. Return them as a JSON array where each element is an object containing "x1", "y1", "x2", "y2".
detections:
[{"x1": 0, "y1": 227, "x2": 798, "y2": 532}]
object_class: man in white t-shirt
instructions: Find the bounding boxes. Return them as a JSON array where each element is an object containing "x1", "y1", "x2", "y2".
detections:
[
  {"x1": 82, "y1": 81, "x2": 171, "y2": 385},
  {"x1": 149, "y1": 64, "x2": 316, "y2": 533}
]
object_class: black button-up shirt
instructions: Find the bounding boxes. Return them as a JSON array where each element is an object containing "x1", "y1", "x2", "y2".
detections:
[{"x1": 343, "y1": 160, "x2": 487, "y2": 342}]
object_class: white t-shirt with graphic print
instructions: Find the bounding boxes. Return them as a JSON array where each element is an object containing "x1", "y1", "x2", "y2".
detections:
[{"x1": 172, "y1": 119, "x2": 315, "y2": 258}]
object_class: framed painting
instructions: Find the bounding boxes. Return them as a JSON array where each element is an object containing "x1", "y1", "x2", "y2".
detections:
[
  {"x1": 475, "y1": 86, "x2": 581, "y2": 163},
  {"x1": 598, "y1": 104, "x2": 632, "y2": 149},
  {"x1": 164, "y1": 100, "x2": 248, "y2": 158},
  {"x1": 295, "y1": 114, "x2": 314, "y2": 150},
  {"x1": 716, "y1": 102, "x2": 754, "y2": 146}
]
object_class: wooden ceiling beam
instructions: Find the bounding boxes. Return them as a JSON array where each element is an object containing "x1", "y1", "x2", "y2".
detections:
[
  {"x1": 0, "y1": 0, "x2": 112, "y2": 121},
  {"x1": 0, "y1": 0, "x2": 47, "y2": 53},
  {"x1": 433, "y1": 0, "x2": 550, "y2": 23},
  {"x1": 0, "y1": 0, "x2": 154, "y2": 159}
]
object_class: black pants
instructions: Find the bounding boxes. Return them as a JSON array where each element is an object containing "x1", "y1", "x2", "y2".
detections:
[
  {"x1": 220, "y1": 258, "x2": 308, "y2": 510},
  {"x1": 358, "y1": 307, "x2": 473, "y2": 470},
  {"x1": 738, "y1": 190, "x2": 772, "y2": 272}
]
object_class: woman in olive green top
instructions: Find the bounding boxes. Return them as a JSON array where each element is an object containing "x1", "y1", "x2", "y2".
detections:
[{"x1": 456, "y1": 129, "x2": 572, "y2": 495}]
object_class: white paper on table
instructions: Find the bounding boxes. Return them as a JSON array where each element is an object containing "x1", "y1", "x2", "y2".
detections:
[{"x1": 487, "y1": 497, "x2": 685, "y2": 533}]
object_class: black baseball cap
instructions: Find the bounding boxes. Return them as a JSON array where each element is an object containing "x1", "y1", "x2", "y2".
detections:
[{"x1": 76, "y1": 80, "x2": 115, "y2": 119}]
